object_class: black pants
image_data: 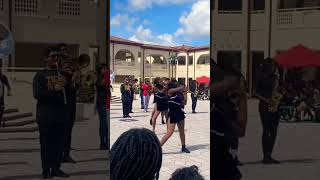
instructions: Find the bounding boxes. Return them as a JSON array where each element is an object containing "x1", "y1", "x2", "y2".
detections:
[
  {"x1": 259, "y1": 102, "x2": 280, "y2": 158},
  {"x1": 62, "y1": 103, "x2": 76, "y2": 158},
  {"x1": 129, "y1": 95, "x2": 133, "y2": 112},
  {"x1": 191, "y1": 94, "x2": 197, "y2": 112},
  {"x1": 38, "y1": 122, "x2": 65, "y2": 171},
  {"x1": 212, "y1": 134, "x2": 242, "y2": 180},
  {"x1": 122, "y1": 100, "x2": 130, "y2": 117},
  {"x1": 97, "y1": 102, "x2": 107, "y2": 146},
  {"x1": 140, "y1": 93, "x2": 144, "y2": 109}
]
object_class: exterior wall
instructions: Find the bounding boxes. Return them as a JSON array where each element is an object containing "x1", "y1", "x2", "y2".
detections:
[
  {"x1": 0, "y1": 0, "x2": 98, "y2": 114},
  {"x1": 194, "y1": 50, "x2": 210, "y2": 78},
  {"x1": 110, "y1": 42, "x2": 210, "y2": 84},
  {"x1": 212, "y1": 0, "x2": 320, "y2": 83},
  {"x1": 111, "y1": 43, "x2": 141, "y2": 78}
]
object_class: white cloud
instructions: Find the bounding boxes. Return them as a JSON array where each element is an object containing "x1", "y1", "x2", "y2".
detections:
[
  {"x1": 129, "y1": 25, "x2": 175, "y2": 46},
  {"x1": 127, "y1": 0, "x2": 195, "y2": 11},
  {"x1": 143, "y1": 19, "x2": 151, "y2": 25},
  {"x1": 128, "y1": 0, "x2": 153, "y2": 11},
  {"x1": 175, "y1": 0, "x2": 210, "y2": 41},
  {"x1": 110, "y1": 13, "x2": 139, "y2": 32}
]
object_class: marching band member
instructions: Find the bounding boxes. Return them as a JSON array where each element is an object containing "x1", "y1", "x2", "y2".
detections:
[
  {"x1": 190, "y1": 80, "x2": 198, "y2": 113},
  {"x1": 254, "y1": 58, "x2": 281, "y2": 164},
  {"x1": 33, "y1": 47, "x2": 69, "y2": 178},
  {"x1": 120, "y1": 77, "x2": 132, "y2": 118}
]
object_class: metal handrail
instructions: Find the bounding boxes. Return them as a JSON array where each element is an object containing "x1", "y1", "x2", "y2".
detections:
[
  {"x1": 217, "y1": 10, "x2": 242, "y2": 14},
  {"x1": 278, "y1": 6, "x2": 320, "y2": 12},
  {"x1": 7, "y1": 67, "x2": 44, "y2": 70}
]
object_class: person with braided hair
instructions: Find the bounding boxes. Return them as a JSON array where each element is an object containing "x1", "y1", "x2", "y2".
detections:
[
  {"x1": 169, "y1": 165, "x2": 205, "y2": 180},
  {"x1": 110, "y1": 128, "x2": 163, "y2": 180}
]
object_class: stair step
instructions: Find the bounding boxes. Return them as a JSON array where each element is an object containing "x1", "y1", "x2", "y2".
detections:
[
  {"x1": 4, "y1": 118, "x2": 36, "y2": 127},
  {"x1": 0, "y1": 124, "x2": 38, "y2": 133},
  {"x1": 4, "y1": 108, "x2": 19, "y2": 114},
  {"x1": 4, "y1": 112, "x2": 33, "y2": 122}
]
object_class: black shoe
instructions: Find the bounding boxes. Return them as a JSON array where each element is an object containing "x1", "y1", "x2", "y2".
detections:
[
  {"x1": 126, "y1": 115, "x2": 131, "y2": 118},
  {"x1": 192, "y1": 111, "x2": 197, "y2": 113},
  {"x1": 181, "y1": 147, "x2": 190, "y2": 153},
  {"x1": 129, "y1": 111, "x2": 134, "y2": 113},
  {"x1": 51, "y1": 168, "x2": 69, "y2": 178},
  {"x1": 42, "y1": 170, "x2": 53, "y2": 179},
  {"x1": 123, "y1": 115, "x2": 126, "y2": 118},
  {"x1": 263, "y1": 157, "x2": 280, "y2": 164},
  {"x1": 62, "y1": 156, "x2": 76, "y2": 163}
]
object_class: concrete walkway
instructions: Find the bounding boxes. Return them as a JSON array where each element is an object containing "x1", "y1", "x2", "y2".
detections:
[
  {"x1": 110, "y1": 94, "x2": 210, "y2": 180},
  {"x1": 0, "y1": 113, "x2": 110, "y2": 180}
]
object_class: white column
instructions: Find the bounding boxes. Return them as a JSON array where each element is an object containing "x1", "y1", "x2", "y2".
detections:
[
  {"x1": 211, "y1": 0, "x2": 218, "y2": 61},
  {"x1": 270, "y1": 0, "x2": 278, "y2": 57},
  {"x1": 242, "y1": 0, "x2": 249, "y2": 78}
]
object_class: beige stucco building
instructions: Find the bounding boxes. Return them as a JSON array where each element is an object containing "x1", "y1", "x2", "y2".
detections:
[
  {"x1": 211, "y1": 0, "x2": 320, "y2": 93},
  {"x1": 0, "y1": 0, "x2": 99, "y2": 115},
  {"x1": 110, "y1": 36, "x2": 210, "y2": 86}
]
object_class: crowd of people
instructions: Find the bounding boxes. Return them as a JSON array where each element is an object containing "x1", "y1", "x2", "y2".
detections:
[
  {"x1": 278, "y1": 70, "x2": 320, "y2": 121},
  {"x1": 120, "y1": 76, "x2": 202, "y2": 153},
  {"x1": 33, "y1": 44, "x2": 109, "y2": 178}
]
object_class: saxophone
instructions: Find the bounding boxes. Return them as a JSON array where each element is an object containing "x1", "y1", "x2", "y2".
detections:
[{"x1": 268, "y1": 89, "x2": 282, "y2": 113}]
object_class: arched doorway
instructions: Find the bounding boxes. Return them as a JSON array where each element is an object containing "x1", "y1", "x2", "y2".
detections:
[
  {"x1": 115, "y1": 49, "x2": 135, "y2": 66},
  {"x1": 145, "y1": 55, "x2": 167, "y2": 68},
  {"x1": 197, "y1": 54, "x2": 210, "y2": 65}
]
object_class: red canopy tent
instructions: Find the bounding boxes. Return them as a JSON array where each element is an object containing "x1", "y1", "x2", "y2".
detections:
[
  {"x1": 275, "y1": 44, "x2": 320, "y2": 67},
  {"x1": 196, "y1": 76, "x2": 210, "y2": 84}
]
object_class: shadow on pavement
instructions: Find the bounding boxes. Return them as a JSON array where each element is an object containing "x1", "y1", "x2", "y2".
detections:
[
  {"x1": 74, "y1": 148, "x2": 101, "y2": 151},
  {"x1": 0, "y1": 161, "x2": 28, "y2": 166},
  {"x1": 118, "y1": 119, "x2": 139, "y2": 122},
  {"x1": 112, "y1": 115, "x2": 148, "y2": 119},
  {"x1": 77, "y1": 157, "x2": 109, "y2": 163},
  {"x1": 243, "y1": 158, "x2": 320, "y2": 165},
  {"x1": 0, "y1": 148, "x2": 40, "y2": 153},
  {"x1": 0, "y1": 137, "x2": 38, "y2": 141},
  {"x1": 0, "y1": 170, "x2": 109, "y2": 180},
  {"x1": 188, "y1": 143, "x2": 210, "y2": 151},
  {"x1": 186, "y1": 112, "x2": 209, "y2": 114}
]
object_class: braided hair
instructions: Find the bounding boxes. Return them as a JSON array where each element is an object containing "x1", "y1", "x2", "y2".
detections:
[
  {"x1": 169, "y1": 165, "x2": 205, "y2": 180},
  {"x1": 111, "y1": 128, "x2": 163, "y2": 180}
]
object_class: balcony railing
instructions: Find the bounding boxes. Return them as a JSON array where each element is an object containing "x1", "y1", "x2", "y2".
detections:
[
  {"x1": 217, "y1": 10, "x2": 242, "y2": 14},
  {"x1": 114, "y1": 61, "x2": 135, "y2": 67},
  {"x1": 196, "y1": 64, "x2": 210, "y2": 70},
  {"x1": 145, "y1": 64, "x2": 167, "y2": 69},
  {"x1": 276, "y1": 7, "x2": 320, "y2": 27}
]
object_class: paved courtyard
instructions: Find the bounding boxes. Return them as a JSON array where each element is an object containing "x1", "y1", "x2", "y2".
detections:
[
  {"x1": 110, "y1": 94, "x2": 210, "y2": 180},
  {"x1": 0, "y1": 113, "x2": 110, "y2": 180},
  {"x1": 238, "y1": 100, "x2": 320, "y2": 180}
]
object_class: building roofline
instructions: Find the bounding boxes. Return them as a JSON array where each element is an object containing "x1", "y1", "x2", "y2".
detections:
[{"x1": 110, "y1": 36, "x2": 209, "y2": 52}]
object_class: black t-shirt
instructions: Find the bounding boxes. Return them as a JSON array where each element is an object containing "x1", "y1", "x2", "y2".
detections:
[
  {"x1": 33, "y1": 69, "x2": 66, "y2": 106},
  {"x1": 256, "y1": 75, "x2": 277, "y2": 99}
]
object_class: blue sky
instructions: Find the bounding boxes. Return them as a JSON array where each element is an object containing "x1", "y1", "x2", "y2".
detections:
[{"x1": 110, "y1": 0, "x2": 210, "y2": 46}]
